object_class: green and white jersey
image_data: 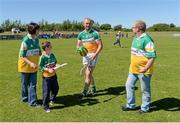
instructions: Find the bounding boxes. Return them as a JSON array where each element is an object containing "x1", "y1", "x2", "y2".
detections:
[
  {"x1": 130, "y1": 33, "x2": 156, "y2": 74},
  {"x1": 77, "y1": 29, "x2": 101, "y2": 53},
  {"x1": 39, "y1": 53, "x2": 57, "y2": 77},
  {"x1": 18, "y1": 34, "x2": 41, "y2": 73}
]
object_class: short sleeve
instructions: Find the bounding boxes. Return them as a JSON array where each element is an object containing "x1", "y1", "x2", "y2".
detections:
[
  {"x1": 145, "y1": 41, "x2": 156, "y2": 58},
  {"x1": 94, "y1": 31, "x2": 101, "y2": 41},
  {"x1": 19, "y1": 42, "x2": 28, "y2": 57},
  {"x1": 77, "y1": 33, "x2": 81, "y2": 41}
]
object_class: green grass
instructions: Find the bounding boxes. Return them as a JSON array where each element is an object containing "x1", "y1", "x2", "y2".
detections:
[{"x1": 0, "y1": 32, "x2": 180, "y2": 122}]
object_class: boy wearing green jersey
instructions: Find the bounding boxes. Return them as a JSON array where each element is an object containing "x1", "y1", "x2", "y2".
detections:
[
  {"x1": 122, "y1": 20, "x2": 156, "y2": 113},
  {"x1": 39, "y1": 41, "x2": 59, "y2": 113},
  {"x1": 18, "y1": 22, "x2": 41, "y2": 107}
]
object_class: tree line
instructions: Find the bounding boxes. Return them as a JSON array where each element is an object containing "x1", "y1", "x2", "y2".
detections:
[{"x1": 0, "y1": 19, "x2": 180, "y2": 32}]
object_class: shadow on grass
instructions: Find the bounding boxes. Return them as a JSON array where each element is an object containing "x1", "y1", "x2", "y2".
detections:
[
  {"x1": 50, "y1": 93, "x2": 100, "y2": 110},
  {"x1": 95, "y1": 86, "x2": 138, "y2": 103},
  {"x1": 95, "y1": 86, "x2": 128, "y2": 96},
  {"x1": 50, "y1": 86, "x2": 138, "y2": 110},
  {"x1": 150, "y1": 97, "x2": 180, "y2": 112}
]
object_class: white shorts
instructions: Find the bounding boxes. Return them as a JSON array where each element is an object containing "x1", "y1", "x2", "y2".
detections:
[{"x1": 83, "y1": 53, "x2": 98, "y2": 67}]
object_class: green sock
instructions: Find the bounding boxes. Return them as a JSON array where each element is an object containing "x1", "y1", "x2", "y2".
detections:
[
  {"x1": 91, "y1": 85, "x2": 96, "y2": 92},
  {"x1": 83, "y1": 83, "x2": 89, "y2": 94}
]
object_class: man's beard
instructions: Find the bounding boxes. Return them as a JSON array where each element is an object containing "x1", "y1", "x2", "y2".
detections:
[{"x1": 85, "y1": 26, "x2": 91, "y2": 31}]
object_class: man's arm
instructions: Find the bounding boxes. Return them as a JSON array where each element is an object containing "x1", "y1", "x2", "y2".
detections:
[
  {"x1": 22, "y1": 57, "x2": 37, "y2": 69},
  {"x1": 76, "y1": 40, "x2": 82, "y2": 49},
  {"x1": 139, "y1": 58, "x2": 155, "y2": 73},
  {"x1": 92, "y1": 40, "x2": 103, "y2": 60}
]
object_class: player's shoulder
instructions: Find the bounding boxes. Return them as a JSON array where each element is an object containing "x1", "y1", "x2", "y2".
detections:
[
  {"x1": 91, "y1": 29, "x2": 100, "y2": 37},
  {"x1": 91, "y1": 29, "x2": 99, "y2": 34},
  {"x1": 22, "y1": 35, "x2": 29, "y2": 42},
  {"x1": 40, "y1": 54, "x2": 46, "y2": 59},
  {"x1": 78, "y1": 30, "x2": 85, "y2": 36},
  {"x1": 50, "y1": 53, "x2": 56, "y2": 57},
  {"x1": 143, "y1": 33, "x2": 154, "y2": 42},
  {"x1": 39, "y1": 55, "x2": 45, "y2": 62},
  {"x1": 77, "y1": 30, "x2": 85, "y2": 39}
]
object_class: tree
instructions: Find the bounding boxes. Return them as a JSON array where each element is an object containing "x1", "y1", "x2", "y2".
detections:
[
  {"x1": 1, "y1": 19, "x2": 12, "y2": 31},
  {"x1": 62, "y1": 19, "x2": 72, "y2": 31},
  {"x1": 100, "y1": 24, "x2": 111, "y2": 30},
  {"x1": 122, "y1": 28, "x2": 131, "y2": 32},
  {"x1": 113, "y1": 25, "x2": 122, "y2": 31},
  {"x1": 93, "y1": 21, "x2": 100, "y2": 31},
  {"x1": 170, "y1": 23, "x2": 176, "y2": 28},
  {"x1": 39, "y1": 19, "x2": 45, "y2": 31},
  {"x1": 149, "y1": 23, "x2": 170, "y2": 31}
]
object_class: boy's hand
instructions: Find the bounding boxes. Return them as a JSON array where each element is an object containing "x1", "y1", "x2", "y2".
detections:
[{"x1": 48, "y1": 68, "x2": 54, "y2": 73}]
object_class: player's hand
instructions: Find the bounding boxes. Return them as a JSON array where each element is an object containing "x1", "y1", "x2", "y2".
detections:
[
  {"x1": 30, "y1": 62, "x2": 37, "y2": 69},
  {"x1": 91, "y1": 53, "x2": 97, "y2": 60},
  {"x1": 139, "y1": 68, "x2": 147, "y2": 73}
]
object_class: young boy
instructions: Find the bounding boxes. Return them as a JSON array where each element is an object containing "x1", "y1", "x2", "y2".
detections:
[
  {"x1": 18, "y1": 22, "x2": 41, "y2": 107},
  {"x1": 39, "y1": 41, "x2": 59, "y2": 113}
]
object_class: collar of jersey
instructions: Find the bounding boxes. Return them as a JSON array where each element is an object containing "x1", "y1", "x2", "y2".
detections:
[
  {"x1": 136, "y1": 33, "x2": 146, "y2": 40},
  {"x1": 44, "y1": 52, "x2": 52, "y2": 57},
  {"x1": 84, "y1": 29, "x2": 93, "y2": 33},
  {"x1": 27, "y1": 33, "x2": 37, "y2": 40}
]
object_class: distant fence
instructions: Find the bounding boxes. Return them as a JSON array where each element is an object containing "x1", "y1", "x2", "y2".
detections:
[
  {"x1": 0, "y1": 33, "x2": 78, "y2": 40},
  {"x1": 0, "y1": 35, "x2": 24, "y2": 40}
]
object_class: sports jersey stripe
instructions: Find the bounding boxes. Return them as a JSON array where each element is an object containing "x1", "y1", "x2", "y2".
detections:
[
  {"x1": 145, "y1": 42, "x2": 155, "y2": 52},
  {"x1": 81, "y1": 38, "x2": 94, "y2": 42},
  {"x1": 131, "y1": 47, "x2": 146, "y2": 56},
  {"x1": 26, "y1": 49, "x2": 40, "y2": 56}
]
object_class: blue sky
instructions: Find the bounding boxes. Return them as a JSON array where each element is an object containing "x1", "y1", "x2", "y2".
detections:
[{"x1": 0, "y1": 0, "x2": 180, "y2": 28}]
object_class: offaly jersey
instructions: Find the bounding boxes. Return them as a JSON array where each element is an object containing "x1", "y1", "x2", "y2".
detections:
[
  {"x1": 39, "y1": 53, "x2": 57, "y2": 77},
  {"x1": 77, "y1": 29, "x2": 101, "y2": 53},
  {"x1": 130, "y1": 33, "x2": 156, "y2": 74},
  {"x1": 18, "y1": 34, "x2": 41, "y2": 73}
]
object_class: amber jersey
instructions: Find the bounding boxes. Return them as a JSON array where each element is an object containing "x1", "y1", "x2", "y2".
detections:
[{"x1": 77, "y1": 29, "x2": 101, "y2": 53}]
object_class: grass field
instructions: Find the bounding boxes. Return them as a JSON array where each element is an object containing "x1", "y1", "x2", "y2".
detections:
[{"x1": 0, "y1": 32, "x2": 180, "y2": 122}]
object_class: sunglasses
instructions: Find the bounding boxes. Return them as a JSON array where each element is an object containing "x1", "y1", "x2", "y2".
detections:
[{"x1": 46, "y1": 45, "x2": 52, "y2": 48}]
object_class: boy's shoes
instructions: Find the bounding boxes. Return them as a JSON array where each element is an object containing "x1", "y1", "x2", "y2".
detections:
[
  {"x1": 49, "y1": 101, "x2": 54, "y2": 105},
  {"x1": 121, "y1": 105, "x2": 136, "y2": 111},
  {"x1": 45, "y1": 108, "x2": 51, "y2": 113}
]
